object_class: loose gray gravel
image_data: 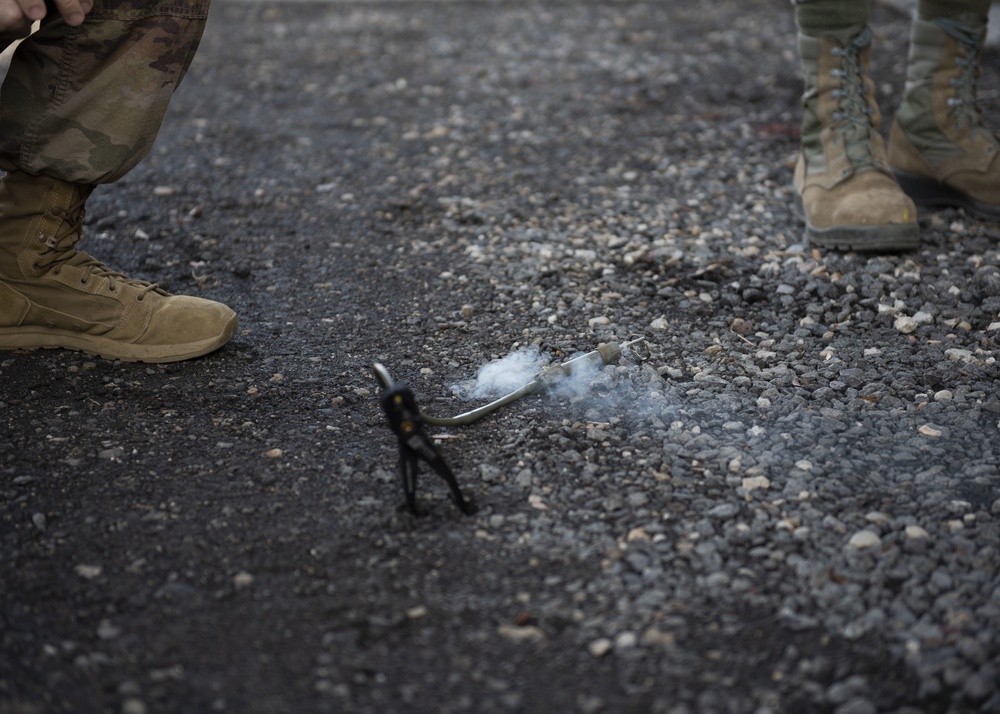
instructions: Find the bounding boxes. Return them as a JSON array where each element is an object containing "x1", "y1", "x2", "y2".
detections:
[{"x1": 2, "y1": 1, "x2": 999, "y2": 713}]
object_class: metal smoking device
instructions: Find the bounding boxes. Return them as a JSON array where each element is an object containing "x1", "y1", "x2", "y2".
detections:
[{"x1": 372, "y1": 336, "x2": 650, "y2": 515}]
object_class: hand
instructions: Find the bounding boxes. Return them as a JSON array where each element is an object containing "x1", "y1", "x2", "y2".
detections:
[{"x1": 0, "y1": 0, "x2": 93, "y2": 35}]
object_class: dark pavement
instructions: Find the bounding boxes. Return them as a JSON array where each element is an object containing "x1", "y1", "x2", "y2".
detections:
[{"x1": 3, "y1": 1, "x2": 1000, "y2": 713}]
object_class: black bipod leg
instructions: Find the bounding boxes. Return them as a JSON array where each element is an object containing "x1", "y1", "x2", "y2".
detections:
[
  {"x1": 378, "y1": 376, "x2": 476, "y2": 516},
  {"x1": 399, "y1": 451, "x2": 424, "y2": 516},
  {"x1": 423, "y1": 450, "x2": 476, "y2": 515}
]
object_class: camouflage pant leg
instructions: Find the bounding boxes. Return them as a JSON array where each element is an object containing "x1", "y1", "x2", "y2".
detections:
[
  {"x1": 793, "y1": 0, "x2": 870, "y2": 38},
  {"x1": 0, "y1": 0, "x2": 210, "y2": 185}
]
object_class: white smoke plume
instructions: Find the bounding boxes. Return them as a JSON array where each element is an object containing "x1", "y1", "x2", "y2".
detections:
[
  {"x1": 459, "y1": 346, "x2": 549, "y2": 399},
  {"x1": 451, "y1": 345, "x2": 674, "y2": 426}
]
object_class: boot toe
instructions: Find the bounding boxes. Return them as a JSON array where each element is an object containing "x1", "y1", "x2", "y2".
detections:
[
  {"x1": 139, "y1": 295, "x2": 238, "y2": 350},
  {"x1": 833, "y1": 183, "x2": 917, "y2": 227}
]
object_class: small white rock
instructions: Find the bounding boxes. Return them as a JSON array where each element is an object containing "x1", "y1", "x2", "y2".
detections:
[
  {"x1": 865, "y1": 511, "x2": 892, "y2": 526},
  {"x1": 894, "y1": 315, "x2": 918, "y2": 334},
  {"x1": 905, "y1": 525, "x2": 930, "y2": 540},
  {"x1": 588, "y1": 637, "x2": 613, "y2": 657},
  {"x1": 945, "y1": 348, "x2": 975, "y2": 363},
  {"x1": 233, "y1": 571, "x2": 255, "y2": 589},
  {"x1": 74, "y1": 564, "x2": 102, "y2": 580},
  {"x1": 497, "y1": 624, "x2": 545, "y2": 642},
  {"x1": 614, "y1": 632, "x2": 638, "y2": 650},
  {"x1": 848, "y1": 530, "x2": 882, "y2": 549},
  {"x1": 741, "y1": 475, "x2": 771, "y2": 492}
]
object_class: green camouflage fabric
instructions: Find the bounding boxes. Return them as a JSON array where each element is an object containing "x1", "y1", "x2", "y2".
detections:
[{"x1": 0, "y1": 0, "x2": 209, "y2": 185}]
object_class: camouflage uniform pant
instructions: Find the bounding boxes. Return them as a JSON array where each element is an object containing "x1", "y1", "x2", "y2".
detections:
[
  {"x1": 0, "y1": 0, "x2": 210, "y2": 185},
  {"x1": 793, "y1": 0, "x2": 992, "y2": 37}
]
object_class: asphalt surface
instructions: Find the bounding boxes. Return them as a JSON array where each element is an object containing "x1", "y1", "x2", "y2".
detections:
[{"x1": 2, "y1": 1, "x2": 1000, "y2": 713}]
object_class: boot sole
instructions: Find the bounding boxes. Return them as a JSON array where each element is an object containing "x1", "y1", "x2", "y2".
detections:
[
  {"x1": 792, "y1": 193, "x2": 920, "y2": 252},
  {"x1": 892, "y1": 168, "x2": 1000, "y2": 222},
  {"x1": 0, "y1": 314, "x2": 238, "y2": 363}
]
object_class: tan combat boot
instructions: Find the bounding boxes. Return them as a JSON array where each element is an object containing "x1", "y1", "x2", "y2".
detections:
[
  {"x1": 888, "y1": 14, "x2": 1000, "y2": 221},
  {"x1": 0, "y1": 171, "x2": 238, "y2": 362},
  {"x1": 794, "y1": 26, "x2": 919, "y2": 251}
]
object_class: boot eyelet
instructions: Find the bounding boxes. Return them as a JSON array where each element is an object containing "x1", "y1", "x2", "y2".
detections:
[{"x1": 136, "y1": 295, "x2": 145, "y2": 302}]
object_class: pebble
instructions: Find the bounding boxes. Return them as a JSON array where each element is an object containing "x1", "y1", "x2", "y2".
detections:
[
  {"x1": 707, "y1": 503, "x2": 739, "y2": 520},
  {"x1": 74, "y1": 564, "x2": 102, "y2": 580},
  {"x1": 847, "y1": 531, "x2": 882, "y2": 549},
  {"x1": 97, "y1": 620, "x2": 121, "y2": 640},
  {"x1": 894, "y1": 316, "x2": 918, "y2": 334},
  {"x1": 613, "y1": 632, "x2": 638, "y2": 650},
  {"x1": 497, "y1": 624, "x2": 545, "y2": 642},
  {"x1": 121, "y1": 699, "x2": 148, "y2": 714},
  {"x1": 741, "y1": 475, "x2": 770, "y2": 492},
  {"x1": 588, "y1": 638, "x2": 613, "y2": 657},
  {"x1": 233, "y1": 572, "x2": 255, "y2": 589},
  {"x1": 945, "y1": 348, "x2": 975, "y2": 363}
]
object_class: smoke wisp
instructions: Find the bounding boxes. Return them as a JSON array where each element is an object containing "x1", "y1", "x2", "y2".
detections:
[
  {"x1": 454, "y1": 346, "x2": 549, "y2": 399},
  {"x1": 451, "y1": 346, "x2": 674, "y2": 426}
]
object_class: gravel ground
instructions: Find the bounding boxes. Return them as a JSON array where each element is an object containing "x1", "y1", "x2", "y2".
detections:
[{"x1": 2, "y1": 1, "x2": 1000, "y2": 712}]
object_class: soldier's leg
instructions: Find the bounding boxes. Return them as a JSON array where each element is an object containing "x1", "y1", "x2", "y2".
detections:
[
  {"x1": 888, "y1": 0, "x2": 999, "y2": 220},
  {"x1": 0, "y1": 0, "x2": 238, "y2": 363},
  {"x1": 1, "y1": 0, "x2": 209, "y2": 183},
  {"x1": 791, "y1": 0, "x2": 919, "y2": 251}
]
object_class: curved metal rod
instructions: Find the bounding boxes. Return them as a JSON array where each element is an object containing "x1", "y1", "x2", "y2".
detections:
[{"x1": 422, "y1": 378, "x2": 544, "y2": 427}]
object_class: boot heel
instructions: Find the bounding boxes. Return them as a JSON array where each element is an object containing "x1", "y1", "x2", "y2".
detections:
[
  {"x1": 893, "y1": 167, "x2": 999, "y2": 220},
  {"x1": 892, "y1": 168, "x2": 957, "y2": 208}
]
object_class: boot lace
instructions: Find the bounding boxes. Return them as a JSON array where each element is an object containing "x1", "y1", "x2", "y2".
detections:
[
  {"x1": 829, "y1": 26, "x2": 880, "y2": 171},
  {"x1": 936, "y1": 17, "x2": 994, "y2": 139},
  {"x1": 34, "y1": 194, "x2": 162, "y2": 300}
]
